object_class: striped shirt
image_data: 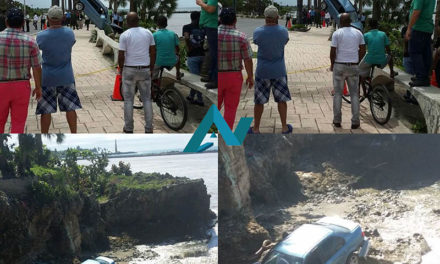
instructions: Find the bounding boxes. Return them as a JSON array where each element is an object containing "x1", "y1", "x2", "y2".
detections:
[
  {"x1": 218, "y1": 25, "x2": 253, "y2": 72},
  {"x1": 0, "y1": 28, "x2": 42, "y2": 81}
]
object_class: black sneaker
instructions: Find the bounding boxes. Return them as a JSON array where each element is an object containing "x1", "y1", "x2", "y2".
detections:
[
  {"x1": 201, "y1": 77, "x2": 210, "y2": 83},
  {"x1": 333, "y1": 122, "x2": 341, "y2": 128},
  {"x1": 351, "y1": 124, "x2": 360, "y2": 129},
  {"x1": 123, "y1": 128, "x2": 133, "y2": 134},
  {"x1": 205, "y1": 82, "x2": 217, "y2": 89},
  {"x1": 194, "y1": 100, "x2": 205, "y2": 107}
]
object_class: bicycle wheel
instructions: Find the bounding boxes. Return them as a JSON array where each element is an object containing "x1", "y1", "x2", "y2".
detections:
[
  {"x1": 133, "y1": 86, "x2": 143, "y2": 109},
  {"x1": 342, "y1": 81, "x2": 367, "y2": 104},
  {"x1": 159, "y1": 86, "x2": 188, "y2": 131},
  {"x1": 369, "y1": 84, "x2": 392, "y2": 125}
]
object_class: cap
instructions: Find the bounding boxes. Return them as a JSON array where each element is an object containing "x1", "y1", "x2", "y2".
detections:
[
  {"x1": 264, "y1": 5, "x2": 279, "y2": 19},
  {"x1": 7, "y1": 8, "x2": 24, "y2": 21},
  {"x1": 48, "y1": 5, "x2": 63, "y2": 20},
  {"x1": 219, "y1": 7, "x2": 236, "y2": 21}
]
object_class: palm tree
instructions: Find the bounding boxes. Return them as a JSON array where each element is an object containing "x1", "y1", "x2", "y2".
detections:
[
  {"x1": 297, "y1": 0, "x2": 303, "y2": 23},
  {"x1": 136, "y1": 0, "x2": 177, "y2": 22},
  {"x1": 114, "y1": 0, "x2": 128, "y2": 13},
  {"x1": 130, "y1": 0, "x2": 137, "y2": 12}
]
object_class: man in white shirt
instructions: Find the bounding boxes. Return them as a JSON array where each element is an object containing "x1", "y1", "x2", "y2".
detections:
[
  {"x1": 118, "y1": 12, "x2": 156, "y2": 133},
  {"x1": 330, "y1": 13, "x2": 366, "y2": 129},
  {"x1": 325, "y1": 12, "x2": 331, "y2": 27},
  {"x1": 33, "y1": 14, "x2": 39, "y2": 30}
]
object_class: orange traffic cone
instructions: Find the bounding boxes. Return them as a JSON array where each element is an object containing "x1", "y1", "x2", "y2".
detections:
[
  {"x1": 431, "y1": 71, "x2": 438, "y2": 87},
  {"x1": 111, "y1": 67, "x2": 123, "y2": 101},
  {"x1": 44, "y1": 23, "x2": 47, "y2": 30},
  {"x1": 322, "y1": 19, "x2": 326, "y2": 28},
  {"x1": 287, "y1": 19, "x2": 292, "y2": 29},
  {"x1": 343, "y1": 81, "x2": 350, "y2": 96}
]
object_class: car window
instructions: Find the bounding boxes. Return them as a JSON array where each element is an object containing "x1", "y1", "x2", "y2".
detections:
[
  {"x1": 317, "y1": 236, "x2": 345, "y2": 262},
  {"x1": 263, "y1": 250, "x2": 304, "y2": 264},
  {"x1": 304, "y1": 248, "x2": 323, "y2": 264},
  {"x1": 329, "y1": 0, "x2": 345, "y2": 13}
]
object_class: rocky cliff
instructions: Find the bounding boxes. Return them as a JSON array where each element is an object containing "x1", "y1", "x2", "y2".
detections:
[
  {"x1": 101, "y1": 178, "x2": 213, "y2": 241},
  {"x1": 0, "y1": 174, "x2": 214, "y2": 263},
  {"x1": 219, "y1": 139, "x2": 270, "y2": 264},
  {"x1": 0, "y1": 180, "x2": 107, "y2": 264}
]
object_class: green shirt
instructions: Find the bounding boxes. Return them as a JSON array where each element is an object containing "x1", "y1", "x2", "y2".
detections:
[
  {"x1": 199, "y1": 0, "x2": 218, "y2": 29},
  {"x1": 364, "y1": 30, "x2": 390, "y2": 65},
  {"x1": 410, "y1": 0, "x2": 435, "y2": 33},
  {"x1": 153, "y1": 29, "x2": 179, "y2": 66}
]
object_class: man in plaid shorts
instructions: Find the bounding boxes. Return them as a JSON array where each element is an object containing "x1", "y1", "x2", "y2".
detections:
[
  {"x1": 36, "y1": 6, "x2": 82, "y2": 133},
  {"x1": 0, "y1": 8, "x2": 42, "y2": 133},
  {"x1": 249, "y1": 5, "x2": 292, "y2": 134},
  {"x1": 218, "y1": 8, "x2": 254, "y2": 129}
]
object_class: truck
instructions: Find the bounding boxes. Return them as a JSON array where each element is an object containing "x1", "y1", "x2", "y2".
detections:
[{"x1": 321, "y1": 0, "x2": 363, "y2": 31}]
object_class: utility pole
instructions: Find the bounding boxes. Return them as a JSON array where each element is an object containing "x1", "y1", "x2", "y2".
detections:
[{"x1": 23, "y1": 0, "x2": 26, "y2": 18}]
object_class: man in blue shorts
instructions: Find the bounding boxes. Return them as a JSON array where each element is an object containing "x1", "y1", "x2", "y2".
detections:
[
  {"x1": 249, "y1": 5, "x2": 292, "y2": 134},
  {"x1": 36, "y1": 6, "x2": 82, "y2": 133}
]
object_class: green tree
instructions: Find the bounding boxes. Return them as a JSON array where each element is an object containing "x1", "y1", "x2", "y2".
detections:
[
  {"x1": 134, "y1": 0, "x2": 177, "y2": 22},
  {"x1": 0, "y1": 135, "x2": 15, "y2": 179},
  {"x1": 114, "y1": 0, "x2": 128, "y2": 13}
]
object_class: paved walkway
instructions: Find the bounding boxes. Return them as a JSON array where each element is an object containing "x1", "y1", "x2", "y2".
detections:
[
  {"x1": 5, "y1": 26, "x2": 210, "y2": 133},
  {"x1": 234, "y1": 26, "x2": 420, "y2": 134}
]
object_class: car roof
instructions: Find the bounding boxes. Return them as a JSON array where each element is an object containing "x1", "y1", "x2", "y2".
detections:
[
  {"x1": 276, "y1": 224, "x2": 333, "y2": 258},
  {"x1": 317, "y1": 217, "x2": 359, "y2": 232}
]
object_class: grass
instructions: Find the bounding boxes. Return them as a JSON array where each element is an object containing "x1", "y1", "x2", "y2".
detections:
[
  {"x1": 97, "y1": 195, "x2": 109, "y2": 203},
  {"x1": 108, "y1": 172, "x2": 187, "y2": 191}
]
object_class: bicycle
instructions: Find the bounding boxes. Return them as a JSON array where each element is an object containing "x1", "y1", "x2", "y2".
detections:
[
  {"x1": 130, "y1": 66, "x2": 188, "y2": 131},
  {"x1": 342, "y1": 64, "x2": 392, "y2": 125}
]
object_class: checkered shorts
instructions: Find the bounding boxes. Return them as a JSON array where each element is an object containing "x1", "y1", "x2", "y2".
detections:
[
  {"x1": 36, "y1": 83, "x2": 82, "y2": 114},
  {"x1": 254, "y1": 76, "x2": 291, "y2": 104}
]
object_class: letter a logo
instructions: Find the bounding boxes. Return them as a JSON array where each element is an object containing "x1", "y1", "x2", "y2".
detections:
[{"x1": 184, "y1": 105, "x2": 253, "y2": 152}]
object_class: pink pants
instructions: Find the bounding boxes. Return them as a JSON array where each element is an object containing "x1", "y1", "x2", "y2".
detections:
[
  {"x1": 218, "y1": 72, "x2": 243, "y2": 129},
  {"x1": 0, "y1": 80, "x2": 31, "y2": 133}
]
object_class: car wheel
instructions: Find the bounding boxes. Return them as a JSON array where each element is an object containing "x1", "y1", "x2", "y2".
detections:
[
  {"x1": 75, "y1": 2, "x2": 85, "y2": 11},
  {"x1": 346, "y1": 253, "x2": 359, "y2": 264}
]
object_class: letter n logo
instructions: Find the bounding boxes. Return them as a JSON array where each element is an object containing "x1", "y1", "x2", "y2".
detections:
[{"x1": 183, "y1": 105, "x2": 253, "y2": 152}]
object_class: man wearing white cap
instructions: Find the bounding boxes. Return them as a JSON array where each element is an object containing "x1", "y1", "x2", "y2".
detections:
[
  {"x1": 36, "y1": 6, "x2": 82, "y2": 133},
  {"x1": 249, "y1": 5, "x2": 292, "y2": 134}
]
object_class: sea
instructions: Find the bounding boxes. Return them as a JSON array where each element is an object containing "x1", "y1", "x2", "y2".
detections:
[{"x1": 163, "y1": 13, "x2": 199, "y2": 36}]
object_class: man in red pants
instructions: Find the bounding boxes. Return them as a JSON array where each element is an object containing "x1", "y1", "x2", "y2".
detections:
[
  {"x1": 218, "y1": 8, "x2": 253, "y2": 129},
  {"x1": 0, "y1": 8, "x2": 42, "y2": 133}
]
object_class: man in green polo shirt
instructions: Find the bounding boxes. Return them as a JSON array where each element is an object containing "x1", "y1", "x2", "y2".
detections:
[
  {"x1": 196, "y1": 0, "x2": 218, "y2": 89},
  {"x1": 153, "y1": 15, "x2": 181, "y2": 80},
  {"x1": 405, "y1": 0, "x2": 435, "y2": 87},
  {"x1": 359, "y1": 19, "x2": 396, "y2": 80}
]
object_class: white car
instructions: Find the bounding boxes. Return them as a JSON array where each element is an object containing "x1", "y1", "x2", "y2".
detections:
[{"x1": 82, "y1": 256, "x2": 115, "y2": 264}]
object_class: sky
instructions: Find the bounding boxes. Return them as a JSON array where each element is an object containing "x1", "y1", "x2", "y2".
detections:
[
  {"x1": 8, "y1": 134, "x2": 218, "y2": 153},
  {"x1": 22, "y1": 0, "x2": 199, "y2": 9}
]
